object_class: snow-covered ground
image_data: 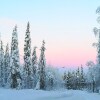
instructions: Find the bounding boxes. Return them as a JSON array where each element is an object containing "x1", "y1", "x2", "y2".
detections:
[{"x1": 0, "y1": 89, "x2": 100, "y2": 100}]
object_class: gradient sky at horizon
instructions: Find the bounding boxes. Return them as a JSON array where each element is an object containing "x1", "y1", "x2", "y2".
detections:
[{"x1": 0, "y1": 0, "x2": 100, "y2": 67}]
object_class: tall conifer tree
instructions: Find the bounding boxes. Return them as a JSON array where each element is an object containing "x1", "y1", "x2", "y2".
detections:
[
  {"x1": 0, "y1": 41, "x2": 4, "y2": 87},
  {"x1": 10, "y1": 26, "x2": 21, "y2": 89},
  {"x1": 32, "y1": 46, "x2": 37, "y2": 88},
  {"x1": 23, "y1": 22, "x2": 32, "y2": 89},
  {"x1": 38, "y1": 40, "x2": 46, "y2": 90},
  {"x1": 4, "y1": 44, "x2": 10, "y2": 87}
]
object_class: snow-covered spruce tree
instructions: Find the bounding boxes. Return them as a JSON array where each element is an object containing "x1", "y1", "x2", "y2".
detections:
[
  {"x1": 76, "y1": 67, "x2": 81, "y2": 90},
  {"x1": 4, "y1": 44, "x2": 10, "y2": 87},
  {"x1": 23, "y1": 22, "x2": 33, "y2": 89},
  {"x1": 37, "y1": 40, "x2": 46, "y2": 90},
  {"x1": 32, "y1": 46, "x2": 37, "y2": 88},
  {"x1": 63, "y1": 71, "x2": 67, "y2": 88},
  {"x1": 10, "y1": 26, "x2": 21, "y2": 89},
  {"x1": 66, "y1": 71, "x2": 72, "y2": 89},
  {"x1": 71, "y1": 71, "x2": 76, "y2": 89},
  {"x1": 0, "y1": 41, "x2": 4, "y2": 87},
  {"x1": 63, "y1": 71, "x2": 72, "y2": 89},
  {"x1": 80, "y1": 65, "x2": 85, "y2": 89}
]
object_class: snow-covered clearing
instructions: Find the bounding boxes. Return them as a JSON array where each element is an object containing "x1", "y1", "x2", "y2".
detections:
[{"x1": 0, "y1": 89, "x2": 100, "y2": 100}]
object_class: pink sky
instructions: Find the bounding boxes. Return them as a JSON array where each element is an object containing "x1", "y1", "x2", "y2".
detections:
[{"x1": 0, "y1": 0, "x2": 99, "y2": 67}]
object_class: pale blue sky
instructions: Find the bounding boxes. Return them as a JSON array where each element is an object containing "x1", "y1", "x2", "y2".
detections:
[{"x1": 0, "y1": 0, "x2": 100, "y2": 67}]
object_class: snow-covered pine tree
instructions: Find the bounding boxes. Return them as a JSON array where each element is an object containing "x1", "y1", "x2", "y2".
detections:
[
  {"x1": 4, "y1": 44, "x2": 10, "y2": 87},
  {"x1": 23, "y1": 22, "x2": 33, "y2": 89},
  {"x1": 63, "y1": 71, "x2": 67, "y2": 88},
  {"x1": 38, "y1": 40, "x2": 46, "y2": 90},
  {"x1": 63, "y1": 71, "x2": 67, "y2": 81},
  {"x1": 76, "y1": 67, "x2": 81, "y2": 90},
  {"x1": 80, "y1": 65, "x2": 85, "y2": 89},
  {"x1": 66, "y1": 71, "x2": 71, "y2": 89},
  {"x1": 71, "y1": 71, "x2": 76, "y2": 89},
  {"x1": 32, "y1": 46, "x2": 37, "y2": 88},
  {"x1": 0, "y1": 41, "x2": 4, "y2": 87},
  {"x1": 10, "y1": 26, "x2": 21, "y2": 89}
]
